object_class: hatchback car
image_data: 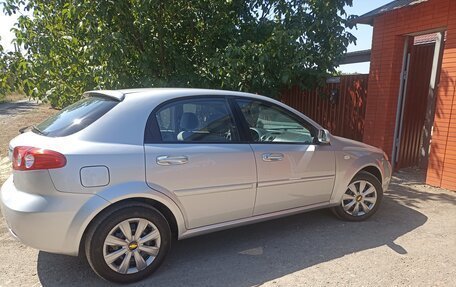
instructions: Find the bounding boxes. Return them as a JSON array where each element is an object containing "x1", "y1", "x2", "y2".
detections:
[{"x1": 1, "y1": 88, "x2": 391, "y2": 283}]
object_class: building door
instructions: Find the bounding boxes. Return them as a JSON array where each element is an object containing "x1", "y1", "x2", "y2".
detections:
[
  {"x1": 396, "y1": 42, "x2": 435, "y2": 169},
  {"x1": 394, "y1": 32, "x2": 445, "y2": 169}
]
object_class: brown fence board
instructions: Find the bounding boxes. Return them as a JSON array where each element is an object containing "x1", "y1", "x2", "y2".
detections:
[{"x1": 281, "y1": 74, "x2": 369, "y2": 141}]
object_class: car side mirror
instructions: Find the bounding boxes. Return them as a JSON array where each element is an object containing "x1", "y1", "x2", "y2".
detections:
[{"x1": 317, "y1": 129, "x2": 331, "y2": 144}]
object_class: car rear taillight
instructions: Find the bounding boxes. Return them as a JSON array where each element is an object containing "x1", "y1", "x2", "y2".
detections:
[{"x1": 12, "y1": 146, "x2": 66, "y2": 171}]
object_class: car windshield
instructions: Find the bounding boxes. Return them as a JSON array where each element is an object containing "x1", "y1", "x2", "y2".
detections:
[{"x1": 34, "y1": 96, "x2": 118, "y2": 137}]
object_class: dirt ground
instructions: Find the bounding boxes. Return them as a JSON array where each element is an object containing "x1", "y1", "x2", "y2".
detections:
[{"x1": 0, "y1": 101, "x2": 455, "y2": 286}]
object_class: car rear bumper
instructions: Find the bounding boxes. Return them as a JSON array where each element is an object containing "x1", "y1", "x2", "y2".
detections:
[{"x1": 0, "y1": 175, "x2": 97, "y2": 255}]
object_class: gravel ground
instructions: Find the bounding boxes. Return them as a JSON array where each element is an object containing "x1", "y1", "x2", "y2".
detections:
[{"x1": 0, "y1": 102, "x2": 455, "y2": 286}]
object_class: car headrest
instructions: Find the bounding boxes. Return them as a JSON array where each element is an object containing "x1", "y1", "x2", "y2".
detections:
[{"x1": 180, "y1": 112, "x2": 199, "y2": 130}]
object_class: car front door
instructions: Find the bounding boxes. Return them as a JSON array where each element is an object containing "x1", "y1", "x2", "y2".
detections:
[
  {"x1": 144, "y1": 96, "x2": 257, "y2": 229},
  {"x1": 233, "y1": 98, "x2": 335, "y2": 215}
]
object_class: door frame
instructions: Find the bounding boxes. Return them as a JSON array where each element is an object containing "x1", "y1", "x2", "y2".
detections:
[{"x1": 391, "y1": 36, "x2": 411, "y2": 167}]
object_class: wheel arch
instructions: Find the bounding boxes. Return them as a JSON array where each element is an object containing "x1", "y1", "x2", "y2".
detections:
[
  {"x1": 64, "y1": 182, "x2": 187, "y2": 257},
  {"x1": 330, "y1": 154, "x2": 385, "y2": 205},
  {"x1": 78, "y1": 197, "x2": 180, "y2": 257},
  {"x1": 359, "y1": 165, "x2": 382, "y2": 185}
]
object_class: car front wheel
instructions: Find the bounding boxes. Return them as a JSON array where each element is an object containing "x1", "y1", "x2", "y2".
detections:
[
  {"x1": 332, "y1": 171, "x2": 383, "y2": 221},
  {"x1": 85, "y1": 204, "x2": 171, "y2": 283}
]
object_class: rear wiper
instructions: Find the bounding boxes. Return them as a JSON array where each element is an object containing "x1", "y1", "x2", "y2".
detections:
[
  {"x1": 31, "y1": 125, "x2": 44, "y2": 135},
  {"x1": 19, "y1": 125, "x2": 44, "y2": 135}
]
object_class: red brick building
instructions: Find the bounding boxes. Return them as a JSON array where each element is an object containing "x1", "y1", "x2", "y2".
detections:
[{"x1": 355, "y1": 0, "x2": 456, "y2": 190}]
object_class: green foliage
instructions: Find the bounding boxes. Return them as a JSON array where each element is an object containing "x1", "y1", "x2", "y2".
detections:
[
  {"x1": 0, "y1": 37, "x2": 21, "y2": 102},
  {"x1": 1, "y1": 0, "x2": 356, "y2": 108}
]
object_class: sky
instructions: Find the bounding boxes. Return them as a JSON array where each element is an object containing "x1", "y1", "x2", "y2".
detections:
[
  {"x1": 0, "y1": 1, "x2": 393, "y2": 74},
  {"x1": 0, "y1": 11, "x2": 19, "y2": 52}
]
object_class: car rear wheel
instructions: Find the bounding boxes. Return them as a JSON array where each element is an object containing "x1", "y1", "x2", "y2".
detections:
[
  {"x1": 85, "y1": 204, "x2": 171, "y2": 283},
  {"x1": 332, "y1": 171, "x2": 383, "y2": 221}
]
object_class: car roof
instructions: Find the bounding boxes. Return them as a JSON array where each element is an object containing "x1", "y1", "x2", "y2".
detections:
[
  {"x1": 79, "y1": 88, "x2": 323, "y2": 142},
  {"x1": 83, "y1": 88, "x2": 324, "y2": 130},
  {"x1": 83, "y1": 88, "x2": 261, "y2": 102}
]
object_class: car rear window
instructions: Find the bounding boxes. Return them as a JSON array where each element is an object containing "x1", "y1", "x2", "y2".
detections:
[{"x1": 34, "y1": 96, "x2": 118, "y2": 137}]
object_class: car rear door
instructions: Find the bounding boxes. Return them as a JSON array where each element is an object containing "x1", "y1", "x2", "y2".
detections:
[
  {"x1": 144, "y1": 96, "x2": 257, "y2": 229},
  {"x1": 233, "y1": 98, "x2": 335, "y2": 215}
]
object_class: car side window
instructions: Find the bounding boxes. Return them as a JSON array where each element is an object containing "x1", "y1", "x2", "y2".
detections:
[
  {"x1": 235, "y1": 99, "x2": 314, "y2": 144},
  {"x1": 155, "y1": 98, "x2": 239, "y2": 143}
]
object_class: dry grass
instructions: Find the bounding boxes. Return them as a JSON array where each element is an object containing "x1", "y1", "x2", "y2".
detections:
[
  {"x1": 0, "y1": 101, "x2": 58, "y2": 184},
  {"x1": 0, "y1": 104, "x2": 57, "y2": 157},
  {"x1": 0, "y1": 93, "x2": 27, "y2": 104}
]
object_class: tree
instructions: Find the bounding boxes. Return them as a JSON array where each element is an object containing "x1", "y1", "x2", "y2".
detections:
[
  {"x1": 0, "y1": 37, "x2": 21, "y2": 101},
  {"x1": 1, "y1": 0, "x2": 355, "y2": 108}
]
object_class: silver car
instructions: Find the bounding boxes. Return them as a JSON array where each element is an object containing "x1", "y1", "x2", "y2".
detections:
[{"x1": 1, "y1": 88, "x2": 391, "y2": 283}]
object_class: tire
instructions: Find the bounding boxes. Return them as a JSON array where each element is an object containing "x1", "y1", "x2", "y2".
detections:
[
  {"x1": 84, "y1": 203, "x2": 171, "y2": 283},
  {"x1": 331, "y1": 171, "x2": 383, "y2": 221}
]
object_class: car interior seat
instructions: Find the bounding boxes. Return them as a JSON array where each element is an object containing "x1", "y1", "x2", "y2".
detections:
[{"x1": 177, "y1": 112, "x2": 199, "y2": 141}]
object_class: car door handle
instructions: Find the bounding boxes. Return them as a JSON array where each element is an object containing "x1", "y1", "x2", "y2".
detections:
[
  {"x1": 262, "y1": 153, "x2": 284, "y2": 162},
  {"x1": 156, "y1": 155, "x2": 189, "y2": 165}
]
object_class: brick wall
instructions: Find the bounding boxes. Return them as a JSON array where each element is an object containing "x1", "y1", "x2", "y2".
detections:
[{"x1": 362, "y1": 0, "x2": 456, "y2": 190}]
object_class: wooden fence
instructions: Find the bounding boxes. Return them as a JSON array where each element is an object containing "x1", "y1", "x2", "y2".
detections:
[{"x1": 281, "y1": 74, "x2": 369, "y2": 141}]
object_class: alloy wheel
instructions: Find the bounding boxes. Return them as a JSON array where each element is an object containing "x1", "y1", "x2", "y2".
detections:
[
  {"x1": 103, "y1": 218, "x2": 161, "y2": 274},
  {"x1": 341, "y1": 180, "x2": 378, "y2": 217}
]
